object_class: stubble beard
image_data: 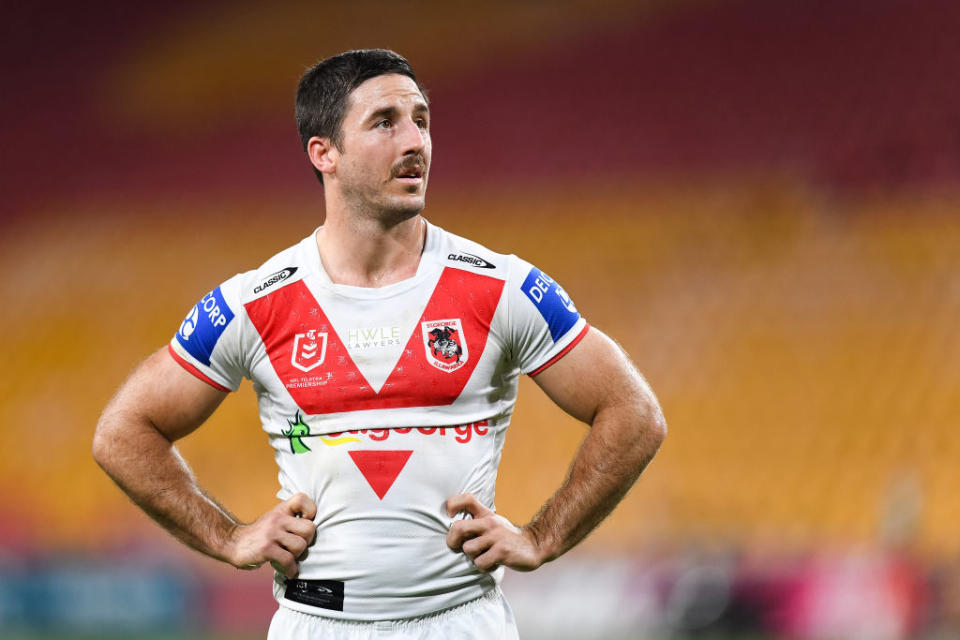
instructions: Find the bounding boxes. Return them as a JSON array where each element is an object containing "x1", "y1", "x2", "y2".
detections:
[{"x1": 339, "y1": 166, "x2": 428, "y2": 229}]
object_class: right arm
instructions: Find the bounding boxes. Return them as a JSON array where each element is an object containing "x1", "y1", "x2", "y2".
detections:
[{"x1": 92, "y1": 347, "x2": 316, "y2": 577}]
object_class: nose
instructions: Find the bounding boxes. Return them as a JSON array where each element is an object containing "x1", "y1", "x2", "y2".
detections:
[{"x1": 399, "y1": 118, "x2": 427, "y2": 156}]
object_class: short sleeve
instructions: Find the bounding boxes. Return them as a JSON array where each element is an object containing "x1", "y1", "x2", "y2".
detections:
[
  {"x1": 167, "y1": 274, "x2": 246, "y2": 392},
  {"x1": 506, "y1": 257, "x2": 589, "y2": 376}
]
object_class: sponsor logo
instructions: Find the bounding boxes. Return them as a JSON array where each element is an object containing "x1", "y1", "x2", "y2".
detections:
[
  {"x1": 421, "y1": 319, "x2": 468, "y2": 372},
  {"x1": 319, "y1": 432, "x2": 361, "y2": 446},
  {"x1": 447, "y1": 252, "x2": 496, "y2": 269},
  {"x1": 321, "y1": 420, "x2": 490, "y2": 445},
  {"x1": 179, "y1": 306, "x2": 199, "y2": 340},
  {"x1": 283, "y1": 411, "x2": 312, "y2": 454},
  {"x1": 175, "y1": 287, "x2": 235, "y2": 365},
  {"x1": 291, "y1": 329, "x2": 327, "y2": 372},
  {"x1": 522, "y1": 267, "x2": 580, "y2": 342},
  {"x1": 346, "y1": 325, "x2": 402, "y2": 350},
  {"x1": 553, "y1": 283, "x2": 577, "y2": 313},
  {"x1": 279, "y1": 418, "x2": 490, "y2": 499},
  {"x1": 253, "y1": 267, "x2": 298, "y2": 294}
]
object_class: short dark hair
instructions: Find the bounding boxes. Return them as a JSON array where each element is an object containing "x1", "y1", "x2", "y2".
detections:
[{"x1": 296, "y1": 49, "x2": 426, "y2": 183}]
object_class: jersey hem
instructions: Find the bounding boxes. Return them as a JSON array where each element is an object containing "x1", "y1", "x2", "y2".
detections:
[
  {"x1": 276, "y1": 585, "x2": 502, "y2": 624},
  {"x1": 528, "y1": 323, "x2": 590, "y2": 377},
  {"x1": 167, "y1": 344, "x2": 233, "y2": 392}
]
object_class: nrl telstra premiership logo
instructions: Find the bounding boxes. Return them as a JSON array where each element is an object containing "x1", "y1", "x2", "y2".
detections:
[{"x1": 291, "y1": 329, "x2": 327, "y2": 372}]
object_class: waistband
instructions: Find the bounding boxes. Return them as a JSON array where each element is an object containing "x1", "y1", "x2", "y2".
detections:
[{"x1": 277, "y1": 586, "x2": 503, "y2": 629}]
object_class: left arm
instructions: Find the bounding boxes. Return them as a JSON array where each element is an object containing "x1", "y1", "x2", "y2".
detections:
[{"x1": 446, "y1": 327, "x2": 667, "y2": 571}]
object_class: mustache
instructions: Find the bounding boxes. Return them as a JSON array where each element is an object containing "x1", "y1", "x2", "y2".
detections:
[{"x1": 391, "y1": 155, "x2": 427, "y2": 177}]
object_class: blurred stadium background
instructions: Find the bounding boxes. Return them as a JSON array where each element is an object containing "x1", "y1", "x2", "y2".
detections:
[{"x1": 3, "y1": 1, "x2": 960, "y2": 638}]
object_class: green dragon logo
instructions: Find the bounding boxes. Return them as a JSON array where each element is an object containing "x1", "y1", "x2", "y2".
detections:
[{"x1": 283, "y1": 411, "x2": 312, "y2": 454}]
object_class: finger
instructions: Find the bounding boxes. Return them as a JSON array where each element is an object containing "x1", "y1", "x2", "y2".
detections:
[
  {"x1": 446, "y1": 518, "x2": 490, "y2": 550},
  {"x1": 286, "y1": 517, "x2": 317, "y2": 544},
  {"x1": 283, "y1": 493, "x2": 318, "y2": 520},
  {"x1": 277, "y1": 531, "x2": 308, "y2": 558},
  {"x1": 265, "y1": 544, "x2": 298, "y2": 578},
  {"x1": 461, "y1": 534, "x2": 494, "y2": 559},
  {"x1": 473, "y1": 546, "x2": 506, "y2": 573},
  {"x1": 445, "y1": 493, "x2": 493, "y2": 519},
  {"x1": 269, "y1": 559, "x2": 299, "y2": 579}
]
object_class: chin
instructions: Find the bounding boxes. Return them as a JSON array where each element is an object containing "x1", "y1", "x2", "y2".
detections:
[
  {"x1": 372, "y1": 197, "x2": 425, "y2": 225},
  {"x1": 391, "y1": 194, "x2": 426, "y2": 216}
]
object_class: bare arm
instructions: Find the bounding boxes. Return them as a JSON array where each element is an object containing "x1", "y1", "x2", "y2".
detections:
[
  {"x1": 447, "y1": 327, "x2": 666, "y2": 571},
  {"x1": 92, "y1": 347, "x2": 316, "y2": 577}
]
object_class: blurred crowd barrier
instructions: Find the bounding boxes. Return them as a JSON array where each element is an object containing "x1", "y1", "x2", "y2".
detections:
[
  {"x1": 505, "y1": 548, "x2": 935, "y2": 640},
  {"x1": 1, "y1": 545, "x2": 957, "y2": 639}
]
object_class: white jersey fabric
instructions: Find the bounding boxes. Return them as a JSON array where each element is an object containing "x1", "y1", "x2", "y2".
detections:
[{"x1": 169, "y1": 220, "x2": 588, "y2": 621}]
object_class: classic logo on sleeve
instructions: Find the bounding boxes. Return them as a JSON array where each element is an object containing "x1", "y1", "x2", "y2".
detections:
[
  {"x1": 175, "y1": 286, "x2": 235, "y2": 365},
  {"x1": 253, "y1": 266, "x2": 298, "y2": 294},
  {"x1": 421, "y1": 319, "x2": 468, "y2": 372},
  {"x1": 447, "y1": 252, "x2": 496, "y2": 269},
  {"x1": 521, "y1": 267, "x2": 580, "y2": 342}
]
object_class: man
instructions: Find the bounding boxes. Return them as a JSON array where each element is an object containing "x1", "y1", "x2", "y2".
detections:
[{"x1": 93, "y1": 49, "x2": 666, "y2": 638}]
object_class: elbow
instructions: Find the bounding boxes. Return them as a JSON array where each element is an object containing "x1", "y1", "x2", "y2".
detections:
[
  {"x1": 638, "y1": 401, "x2": 667, "y2": 456},
  {"x1": 91, "y1": 414, "x2": 117, "y2": 470},
  {"x1": 91, "y1": 422, "x2": 108, "y2": 468},
  {"x1": 650, "y1": 408, "x2": 667, "y2": 448}
]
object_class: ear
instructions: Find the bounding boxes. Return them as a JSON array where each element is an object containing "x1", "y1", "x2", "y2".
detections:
[{"x1": 307, "y1": 136, "x2": 338, "y2": 178}]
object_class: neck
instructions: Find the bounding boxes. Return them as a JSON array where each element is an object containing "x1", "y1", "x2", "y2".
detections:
[{"x1": 316, "y1": 211, "x2": 426, "y2": 288}]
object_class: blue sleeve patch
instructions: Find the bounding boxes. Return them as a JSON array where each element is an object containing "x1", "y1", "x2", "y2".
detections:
[
  {"x1": 521, "y1": 267, "x2": 580, "y2": 342},
  {"x1": 174, "y1": 286, "x2": 235, "y2": 366}
]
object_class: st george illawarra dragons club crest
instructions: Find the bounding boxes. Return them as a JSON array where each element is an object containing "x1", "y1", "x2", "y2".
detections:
[{"x1": 421, "y1": 318, "x2": 468, "y2": 372}]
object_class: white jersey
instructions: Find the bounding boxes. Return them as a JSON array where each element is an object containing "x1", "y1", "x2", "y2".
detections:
[{"x1": 169, "y1": 220, "x2": 588, "y2": 621}]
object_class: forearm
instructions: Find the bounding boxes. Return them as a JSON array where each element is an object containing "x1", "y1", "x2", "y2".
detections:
[
  {"x1": 523, "y1": 399, "x2": 666, "y2": 563},
  {"x1": 92, "y1": 410, "x2": 240, "y2": 565}
]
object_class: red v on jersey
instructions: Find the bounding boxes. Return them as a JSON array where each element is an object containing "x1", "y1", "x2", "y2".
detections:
[
  {"x1": 348, "y1": 450, "x2": 413, "y2": 499},
  {"x1": 245, "y1": 268, "x2": 505, "y2": 415}
]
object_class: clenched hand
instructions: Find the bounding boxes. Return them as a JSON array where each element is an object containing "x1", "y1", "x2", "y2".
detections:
[
  {"x1": 445, "y1": 493, "x2": 544, "y2": 573},
  {"x1": 227, "y1": 493, "x2": 317, "y2": 578}
]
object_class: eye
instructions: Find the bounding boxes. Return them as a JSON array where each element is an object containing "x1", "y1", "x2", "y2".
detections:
[
  {"x1": 376, "y1": 119, "x2": 392, "y2": 129},
  {"x1": 415, "y1": 117, "x2": 428, "y2": 130}
]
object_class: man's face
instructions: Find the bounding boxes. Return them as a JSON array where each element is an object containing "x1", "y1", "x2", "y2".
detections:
[{"x1": 333, "y1": 74, "x2": 431, "y2": 219}]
